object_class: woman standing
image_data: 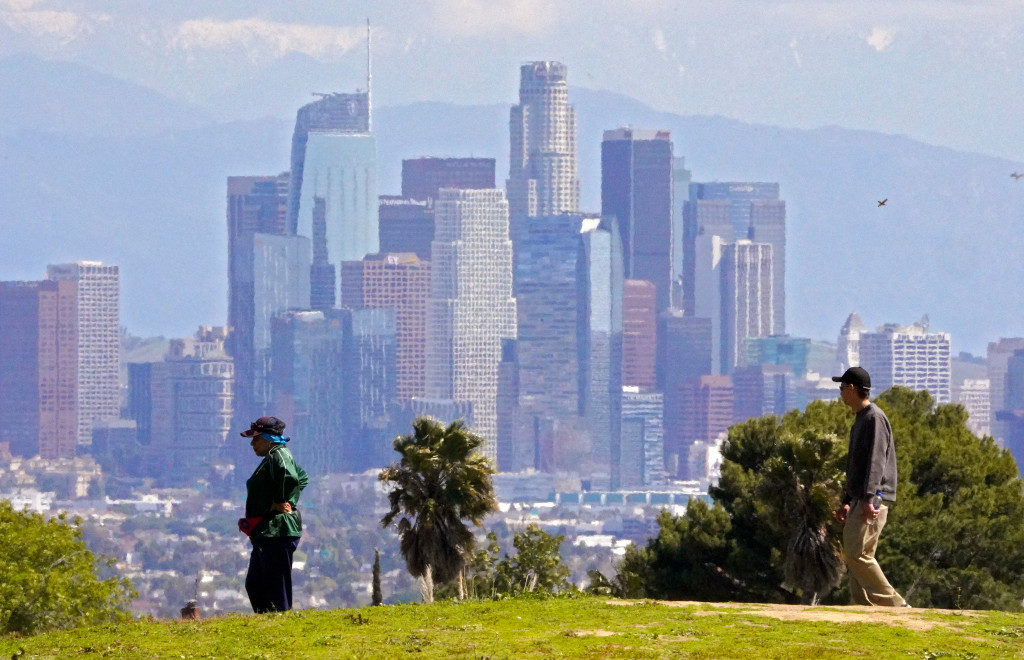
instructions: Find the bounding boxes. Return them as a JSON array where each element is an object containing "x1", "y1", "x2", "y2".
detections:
[{"x1": 238, "y1": 416, "x2": 308, "y2": 613}]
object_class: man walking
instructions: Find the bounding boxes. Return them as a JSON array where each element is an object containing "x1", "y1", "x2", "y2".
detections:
[{"x1": 833, "y1": 367, "x2": 909, "y2": 607}]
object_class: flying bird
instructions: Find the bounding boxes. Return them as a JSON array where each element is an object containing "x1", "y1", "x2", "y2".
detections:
[
  {"x1": 1012, "y1": 172, "x2": 1023, "y2": 180},
  {"x1": 877, "y1": 198, "x2": 887, "y2": 207}
]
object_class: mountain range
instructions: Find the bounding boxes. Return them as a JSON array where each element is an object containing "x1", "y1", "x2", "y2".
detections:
[{"x1": 1, "y1": 55, "x2": 1021, "y2": 355}]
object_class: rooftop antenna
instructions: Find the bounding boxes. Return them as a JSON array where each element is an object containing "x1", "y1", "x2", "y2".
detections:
[{"x1": 366, "y1": 17, "x2": 372, "y2": 132}]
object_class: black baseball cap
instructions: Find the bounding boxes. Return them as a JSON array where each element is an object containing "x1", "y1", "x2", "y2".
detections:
[
  {"x1": 832, "y1": 367, "x2": 871, "y2": 390},
  {"x1": 240, "y1": 416, "x2": 286, "y2": 438}
]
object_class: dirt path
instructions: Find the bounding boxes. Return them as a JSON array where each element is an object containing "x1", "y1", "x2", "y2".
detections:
[{"x1": 607, "y1": 599, "x2": 979, "y2": 632}]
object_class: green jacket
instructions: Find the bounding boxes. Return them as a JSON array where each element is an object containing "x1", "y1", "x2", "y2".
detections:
[{"x1": 245, "y1": 444, "x2": 308, "y2": 539}]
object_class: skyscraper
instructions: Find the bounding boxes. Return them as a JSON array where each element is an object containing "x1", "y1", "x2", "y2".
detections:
[
  {"x1": 423, "y1": 189, "x2": 517, "y2": 459},
  {"x1": 402, "y1": 157, "x2": 496, "y2": 201},
  {"x1": 46, "y1": 262, "x2": 120, "y2": 448},
  {"x1": 986, "y1": 337, "x2": 1024, "y2": 445},
  {"x1": 957, "y1": 379, "x2": 991, "y2": 438},
  {"x1": 507, "y1": 61, "x2": 580, "y2": 221},
  {"x1": 601, "y1": 128, "x2": 674, "y2": 311},
  {"x1": 621, "y1": 387, "x2": 666, "y2": 488},
  {"x1": 0, "y1": 280, "x2": 77, "y2": 458},
  {"x1": 679, "y1": 375, "x2": 733, "y2": 478},
  {"x1": 720, "y1": 240, "x2": 774, "y2": 373},
  {"x1": 289, "y1": 92, "x2": 378, "y2": 306},
  {"x1": 578, "y1": 217, "x2": 624, "y2": 485},
  {"x1": 342, "y1": 253, "x2": 430, "y2": 404},
  {"x1": 684, "y1": 182, "x2": 786, "y2": 332},
  {"x1": 657, "y1": 311, "x2": 712, "y2": 476},
  {"x1": 378, "y1": 196, "x2": 433, "y2": 260},
  {"x1": 622, "y1": 279, "x2": 657, "y2": 390},
  {"x1": 859, "y1": 319, "x2": 951, "y2": 403}
]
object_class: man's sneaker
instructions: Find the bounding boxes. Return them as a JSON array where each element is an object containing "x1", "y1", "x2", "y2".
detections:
[{"x1": 901, "y1": 602, "x2": 912, "y2": 608}]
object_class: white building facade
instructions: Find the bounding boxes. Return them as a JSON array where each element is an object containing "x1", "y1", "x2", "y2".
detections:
[
  {"x1": 859, "y1": 321, "x2": 952, "y2": 404},
  {"x1": 424, "y1": 189, "x2": 517, "y2": 459}
]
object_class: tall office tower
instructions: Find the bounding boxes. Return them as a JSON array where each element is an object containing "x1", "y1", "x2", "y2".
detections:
[
  {"x1": 732, "y1": 363, "x2": 794, "y2": 423},
  {"x1": 859, "y1": 319, "x2": 952, "y2": 403},
  {"x1": 155, "y1": 327, "x2": 234, "y2": 482},
  {"x1": 745, "y1": 335, "x2": 811, "y2": 377},
  {"x1": 402, "y1": 157, "x2": 496, "y2": 201},
  {"x1": 601, "y1": 128, "x2": 674, "y2": 310},
  {"x1": 679, "y1": 375, "x2": 733, "y2": 478},
  {"x1": 511, "y1": 213, "x2": 585, "y2": 415},
  {"x1": 957, "y1": 379, "x2": 991, "y2": 438},
  {"x1": 344, "y1": 307, "x2": 398, "y2": 471},
  {"x1": 507, "y1": 61, "x2": 580, "y2": 221},
  {"x1": 998, "y1": 350, "x2": 1024, "y2": 473},
  {"x1": 684, "y1": 182, "x2": 786, "y2": 332},
  {"x1": 287, "y1": 92, "x2": 370, "y2": 233},
  {"x1": 657, "y1": 311, "x2": 712, "y2": 476},
  {"x1": 271, "y1": 310, "x2": 347, "y2": 476},
  {"x1": 0, "y1": 280, "x2": 77, "y2": 458},
  {"x1": 378, "y1": 196, "x2": 433, "y2": 260},
  {"x1": 720, "y1": 240, "x2": 774, "y2": 373},
  {"x1": 46, "y1": 262, "x2": 119, "y2": 448},
  {"x1": 228, "y1": 229, "x2": 310, "y2": 432},
  {"x1": 836, "y1": 312, "x2": 868, "y2": 372},
  {"x1": 693, "y1": 227, "x2": 729, "y2": 373},
  {"x1": 671, "y1": 158, "x2": 692, "y2": 306},
  {"x1": 127, "y1": 362, "x2": 153, "y2": 448},
  {"x1": 423, "y1": 189, "x2": 517, "y2": 459},
  {"x1": 289, "y1": 92, "x2": 378, "y2": 306},
  {"x1": 986, "y1": 337, "x2": 1024, "y2": 445},
  {"x1": 341, "y1": 253, "x2": 430, "y2": 403},
  {"x1": 621, "y1": 387, "x2": 666, "y2": 488},
  {"x1": 622, "y1": 279, "x2": 657, "y2": 390},
  {"x1": 309, "y1": 196, "x2": 336, "y2": 310},
  {"x1": 496, "y1": 339, "x2": 521, "y2": 471},
  {"x1": 578, "y1": 217, "x2": 624, "y2": 485}
]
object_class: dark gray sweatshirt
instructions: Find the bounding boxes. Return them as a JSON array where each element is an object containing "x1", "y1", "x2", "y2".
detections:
[{"x1": 843, "y1": 402, "x2": 898, "y2": 504}]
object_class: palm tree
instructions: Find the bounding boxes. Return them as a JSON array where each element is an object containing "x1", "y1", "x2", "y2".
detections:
[{"x1": 378, "y1": 416, "x2": 498, "y2": 602}]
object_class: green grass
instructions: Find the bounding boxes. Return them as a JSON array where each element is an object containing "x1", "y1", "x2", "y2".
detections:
[{"x1": 2, "y1": 597, "x2": 1023, "y2": 659}]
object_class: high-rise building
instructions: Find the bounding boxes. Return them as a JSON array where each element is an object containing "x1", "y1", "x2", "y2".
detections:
[
  {"x1": 745, "y1": 335, "x2": 811, "y2": 377},
  {"x1": 507, "y1": 61, "x2": 580, "y2": 221},
  {"x1": 601, "y1": 128, "x2": 674, "y2": 311},
  {"x1": 402, "y1": 158, "x2": 496, "y2": 201},
  {"x1": 578, "y1": 217, "x2": 624, "y2": 485},
  {"x1": 684, "y1": 182, "x2": 786, "y2": 332},
  {"x1": 679, "y1": 375, "x2": 733, "y2": 478},
  {"x1": 228, "y1": 229, "x2": 310, "y2": 431},
  {"x1": 720, "y1": 240, "x2": 774, "y2": 373},
  {"x1": 671, "y1": 158, "x2": 692, "y2": 306},
  {"x1": 344, "y1": 308, "x2": 398, "y2": 471},
  {"x1": 287, "y1": 92, "x2": 371, "y2": 233},
  {"x1": 378, "y1": 196, "x2": 433, "y2": 261},
  {"x1": 657, "y1": 310, "x2": 712, "y2": 476},
  {"x1": 423, "y1": 189, "x2": 517, "y2": 459},
  {"x1": 342, "y1": 253, "x2": 430, "y2": 404},
  {"x1": 986, "y1": 337, "x2": 1024, "y2": 445},
  {"x1": 733, "y1": 363, "x2": 794, "y2": 423},
  {"x1": 836, "y1": 312, "x2": 868, "y2": 372},
  {"x1": 622, "y1": 279, "x2": 658, "y2": 390},
  {"x1": 859, "y1": 319, "x2": 951, "y2": 403},
  {"x1": 957, "y1": 378, "x2": 991, "y2": 438},
  {"x1": 621, "y1": 387, "x2": 666, "y2": 488},
  {"x1": 46, "y1": 262, "x2": 120, "y2": 448},
  {"x1": 0, "y1": 280, "x2": 77, "y2": 458},
  {"x1": 156, "y1": 327, "x2": 234, "y2": 482}
]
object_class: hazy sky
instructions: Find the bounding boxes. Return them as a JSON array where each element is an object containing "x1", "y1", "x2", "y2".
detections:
[{"x1": 3, "y1": 0, "x2": 1023, "y2": 161}]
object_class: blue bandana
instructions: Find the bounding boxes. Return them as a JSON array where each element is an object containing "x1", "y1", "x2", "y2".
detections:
[{"x1": 261, "y1": 434, "x2": 290, "y2": 445}]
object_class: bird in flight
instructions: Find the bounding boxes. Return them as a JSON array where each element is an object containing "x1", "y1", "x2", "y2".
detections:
[
  {"x1": 877, "y1": 198, "x2": 887, "y2": 207},
  {"x1": 1012, "y1": 172, "x2": 1023, "y2": 180}
]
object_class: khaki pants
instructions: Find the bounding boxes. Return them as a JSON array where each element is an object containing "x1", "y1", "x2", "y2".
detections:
[{"x1": 843, "y1": 500, "x2": 906, "y2": 606}]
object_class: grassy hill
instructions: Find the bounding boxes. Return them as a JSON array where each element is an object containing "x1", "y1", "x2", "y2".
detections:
[{"x1": 2, "y1": 597, "x2": 1022, "y2": 659}]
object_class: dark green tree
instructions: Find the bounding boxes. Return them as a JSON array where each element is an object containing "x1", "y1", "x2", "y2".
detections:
[
  {"x1": 379, "y1": 417, "x2": 498, "y2": 602},
  {"x1": 613, "y1": 390, "x2": 1024, "y2": 610},
  {"x1": 371, "y1": 548, "x2": 382, "y2": 606},
  {"x1": 495, "y1": 524, "x2": 572, "y2": 595},
  {"x1": 0, "y1": 501, "x2": 136, "y2": 635}
]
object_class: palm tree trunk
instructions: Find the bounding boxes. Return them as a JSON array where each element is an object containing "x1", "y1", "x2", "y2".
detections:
[
  {"x1": 458, "y1": 569, "x2": 466, "y2": 600},
  {"x1": 420, "y1": 564, "x2": 434, "y2": 603}
]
